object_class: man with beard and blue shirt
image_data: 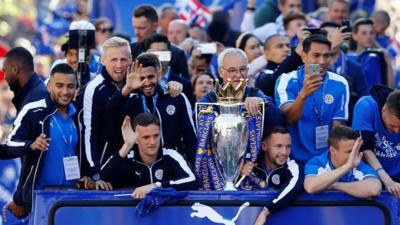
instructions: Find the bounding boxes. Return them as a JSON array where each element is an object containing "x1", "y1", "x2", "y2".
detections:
[
  {"x1": 5, "y1": 64, "x2": 93, "y2": 219},
  {"x1": 352, "y1": 86, "x2": 400, "y2": 198},
  {"x1": 275, "y1": 34, "x2": 349, "y2": 164},
  {"x1": 104, "y1": 52, "x2": 197, "y2": 165}
]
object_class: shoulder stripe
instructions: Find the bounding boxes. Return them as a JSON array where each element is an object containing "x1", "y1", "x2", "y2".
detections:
[
  {"x1": 163, "y1": 148, "x2": 196, "y2": 185},
  {"x1": 327, "y1": 72, "x2": 349, "y2": 120},
  {"x1": 180, "y1": 93, "x2": 197, "y2": 135},
  {"x1": 272, "y1": 159, "x2": 300, "y2": 204},
  {"x1": 6, "y1": 99, "x2": 47, "y2": 146},
  {"x1": 276, "y1": 71, "x2": 297, "y2": 108},
  {"x1": 83, "y1": 75, "x2": 105, "y2": 167}
]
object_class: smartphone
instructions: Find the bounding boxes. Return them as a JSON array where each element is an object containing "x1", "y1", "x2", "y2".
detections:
[
  {"x1": 198, "y1": 43, "x2": 217, "y2": 54},
  {"x1": 152, "y1": 51, "x2": 171, "y2": 62},
  {"x1": 308, "y1": 64, "x2": 320, "y2": 75},
  {"x1": 304, "y1": 28, "x2": 322, "y2": 35},
  {"x1": 341, "y1": 20, "x2": 352, "y2": 33}
]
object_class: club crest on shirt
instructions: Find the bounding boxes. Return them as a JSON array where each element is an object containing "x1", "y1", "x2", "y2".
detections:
[
  {"x1": 166, "y1": 105, "x2": 176, "y2": 115},
  {"x1": 127, "y1": 150, "x2": 135, "y2": 159},
  {"x1": 155, "y1": 169, "x2": 163, "y2": 180},
  {"x1": 271, "y1": 174, "x2": 280, "y2": 185},
  {"x1": 324, "y1": 94, "x2": 334, "y2": 104}
]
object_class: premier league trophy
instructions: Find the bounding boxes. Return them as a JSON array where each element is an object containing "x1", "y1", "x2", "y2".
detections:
[{"x1": 196, "y1": 78, "x2": 259, "y2": 191}]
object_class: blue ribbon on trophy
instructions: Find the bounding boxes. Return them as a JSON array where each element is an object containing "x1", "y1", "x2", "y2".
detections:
[
  {"x1": 238, "y1": 113, "x2": 267, "y2": 190},
  {"x1": 194, "y1": 78, "x2": 265, "y2": 191}
]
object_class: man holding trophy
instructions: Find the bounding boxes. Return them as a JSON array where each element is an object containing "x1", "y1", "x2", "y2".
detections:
[{"x1": 195, "y1": 48, "x2": 284, "y2": 191}]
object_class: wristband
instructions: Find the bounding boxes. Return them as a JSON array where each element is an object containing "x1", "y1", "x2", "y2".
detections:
[
  {"x1": 247, "y1": 7, "x2": 255, "y2": 11},
  {"x1": 375, "y1": 167, "x2": 384, "y2": 173}
]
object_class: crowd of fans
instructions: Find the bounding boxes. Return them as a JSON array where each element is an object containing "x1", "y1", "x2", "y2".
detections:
[{"x1": 1, "y1": 0, "x2": 400, "y2": 224}]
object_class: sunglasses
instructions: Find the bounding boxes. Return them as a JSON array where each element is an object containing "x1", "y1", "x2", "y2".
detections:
[{"x1": 98, "y1": 27, "x2": 114, "y2": 34}]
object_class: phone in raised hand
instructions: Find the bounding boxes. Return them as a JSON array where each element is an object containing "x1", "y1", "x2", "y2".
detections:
[
  {"x1": 198, "y1": 43, "x2": 217, "y2": 54},
  {"x1": 308, "y1": 64, "x2": 320, "y2": 75}
]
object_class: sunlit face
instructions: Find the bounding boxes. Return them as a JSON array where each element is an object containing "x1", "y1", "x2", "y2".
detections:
[
  {"x1": 278, "y1": 0, "x2": 302, "y2": 17},
  {"x1": 133, "y1": 16, "x2": 157, "y2": 43},
  {"x1": 102, "y1": 46, "x2": 132, "y2": 83},
  {"x1": 244, "y1": 37, "x2": 262, "y2": 63},
  {"x1": 263, "y1": 133, "x2": 291, "y2": 168},
  {"x1": 159, "y1": 9, "x2": 178, "y2": 35},
  {"x1": 193, "y1": 74, "x2": 214, "y2": 101},
  {"x1": 2, "y1": 58, "x2": 18, "y2": 85},
  {"x1": 372, "y1": 16, "x2": 390, "y2": 36},
  {"x1": 285, "y1": 19, "x2": 307, "y2": 39},
  {"x1": 190, "y1": 57, "x2": 209, "y2": 77},
  {"x1": 382, "y1": 105, "x2": 400, "y2": 133},
  {"x1": 95, "y1": 22, "x2": 113, "y2": 45},
  {"x1": 135, "y1": 124, "x2": 161, "y2": 159},
  {"x1": 140, "y1": 66, "x2": 159, "y2": 97},
  {"x1": 328, "y1": 1, "x2": 349, "y2": 23},
  {"x1": 352, "y1": 24, "x2": 376, "y2": 49},
  {"x1": 330, "y1": 139, "x2": 355, "y2": 168},
  {"x1": 218, "y1": 53, "x2": 248, "y2": 88},
  {"x1": 66, "y1": 49, "x2": 78, "y2": 71},
  {"x1": 189, "y1": 26, "x2": 207, "y2": 42},
  {"x1": 48, "y1": 73, "x2": 77, "y2": 107},
  {"x1": 301, "y1": 42, "x2": 331, "y2": 76},
  {"x1": 265, "y1": 36, "x2": 291, "y2": 64},
  {"x1": 167, "y1": 22, "x2": 188, "y2": 45}
]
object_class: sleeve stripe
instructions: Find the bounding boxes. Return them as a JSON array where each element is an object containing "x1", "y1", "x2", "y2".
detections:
[
  {"x1": 328, "y1": 72, "x2": 349, "y2": 120},
  {"x1": 272, "y1": 159, "x2": 300, "y2": 204},
  {"x1": 163, "y1": 149, "x2": 196, "y2": 185},
  {"x1": 6, "y1": 99, "x2": 46, "y2": 145},
  {"x1": 180, "y1": 93, "x2": 197, "y2": 135},
  {"x1": 83, "y1": 75, "x2": 104, "y2": 167},
  {"x1": 276, "y1": 72, "x2": 297, "y2": 108}
]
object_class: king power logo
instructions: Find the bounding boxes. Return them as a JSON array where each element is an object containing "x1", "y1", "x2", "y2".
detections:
[{"x1": 190, "y1": 202, "x2": 249, "y2": 225}]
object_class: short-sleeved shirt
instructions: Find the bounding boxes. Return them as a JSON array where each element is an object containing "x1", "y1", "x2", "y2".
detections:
[
  {"x1": 305, "y1": 151, "x2": 378, "y2": 182},
  {"x1": 275, "y1": 66, "x2": 349, "y2": 163},
  {"x1": 352, "y1": 96, "x2": 400, "y2": 177}
]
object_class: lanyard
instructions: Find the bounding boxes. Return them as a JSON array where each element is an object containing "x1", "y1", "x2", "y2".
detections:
[
  {"x1": 52, "y1": 115, "x2": 75, "y2": 147},
  {"x1": 141, "y1": 94, "x2": 158, "y2": 114},
  {"x1": 334, "y1": 51, "x2": 346, "y2": 75}
]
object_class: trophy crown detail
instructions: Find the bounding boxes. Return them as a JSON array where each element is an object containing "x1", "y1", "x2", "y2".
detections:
[{"x1": 215, "y1": 78, "x2": 247, "y2": 103}]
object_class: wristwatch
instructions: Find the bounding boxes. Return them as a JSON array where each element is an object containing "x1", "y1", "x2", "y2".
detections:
[{"x1": 154, "y1": 182, "x2": 162, "y2": 188}]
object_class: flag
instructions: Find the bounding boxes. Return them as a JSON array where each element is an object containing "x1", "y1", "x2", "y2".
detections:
[{"x1": 177, "y1": 0, "x2": 212, "y2": 27}]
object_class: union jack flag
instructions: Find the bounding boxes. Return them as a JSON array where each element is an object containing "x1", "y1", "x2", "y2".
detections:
[{"x1": 177, "y1": 0, "x2": 212, "y2": 27}]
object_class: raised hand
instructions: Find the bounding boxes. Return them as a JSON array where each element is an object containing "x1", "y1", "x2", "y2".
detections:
[
  {"x1": 328, "y1": 26, "x2": 351, "y2": 50},
  {"x1": 122, "y1": 116, "x2": 137, "y2": 146},
  {"x1": 300, "y1": 71, "x2": 323, "y2": 98},
  {"x1": 122, "y1": 60, "x2": 145, "y2": 96},
  {"x1": 345, "y1": 137, "x2": 364, "y2": 170}
]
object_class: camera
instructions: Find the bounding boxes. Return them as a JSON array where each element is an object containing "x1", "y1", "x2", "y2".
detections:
[
  {"x1": 198, "y1": 43, "x2": 217, "y2": 54},
  {"x1": 341, "y1": 20, "x2": 352, "y2": 33}
]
